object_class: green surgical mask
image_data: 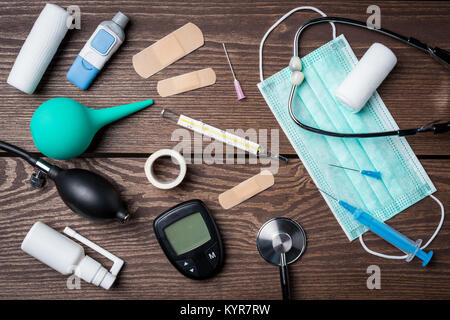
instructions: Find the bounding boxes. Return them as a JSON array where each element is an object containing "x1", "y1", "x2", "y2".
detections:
[{"x1": 258, "y1": 33, "x2": 437, "y2": 241}]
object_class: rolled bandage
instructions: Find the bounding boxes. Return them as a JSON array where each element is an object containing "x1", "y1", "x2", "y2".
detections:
[
  {"x1": 335, "y1": 43, "x2": 397, "y2": 113},
  {"x1": 157, "y1": 68, "x2": 216, "y2": 97},
  {"x1": 144, "y1": 149, "x2": 187, "y2": 190},
  {"x1": 218, "y1": 170, "x2": 274, "y2": 209},
  {"x1": 7, "y1": 4, "x2": 71, "y2": 94},
  {"x1": 132, "y1": 23, "x2": 204, "y2": 78}
]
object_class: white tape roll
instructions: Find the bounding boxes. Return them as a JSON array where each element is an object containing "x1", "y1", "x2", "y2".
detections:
[{"x1": 144, "y1": 149, "x2": 187, "y2": 189}]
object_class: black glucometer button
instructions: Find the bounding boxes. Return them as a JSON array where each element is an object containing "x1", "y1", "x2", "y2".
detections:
[
  {"x1": 153, "y1": 199, "x2": 224, "y2": 280},
  {"x1": 186, "y1": 265, "x2": 199, "y2": 277},
  {"x1": 205, "y1": 243, "x2": 220, "y2": 268},
  {"x1": 176, "y1": 258, "x2": 195, "y2": 269}
]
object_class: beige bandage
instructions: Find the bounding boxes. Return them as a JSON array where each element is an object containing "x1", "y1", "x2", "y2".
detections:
[
  {"x1": 132, "y1": 23, "x2": 204, "y2": 78},
  {"x1": 218, "y1": 170, "x2": 275, "y2": 209},
  {"x1": 157, "y1": 68, "x2": 216, "y2": 97}
]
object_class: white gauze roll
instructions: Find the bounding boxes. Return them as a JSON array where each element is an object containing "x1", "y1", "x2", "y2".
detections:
[
  {"x1": 335, "y1": 43, "x2": 397, "y2": 113},
  {"x1": 7, "y1": 4, "x2": 71, "y2": 94}
]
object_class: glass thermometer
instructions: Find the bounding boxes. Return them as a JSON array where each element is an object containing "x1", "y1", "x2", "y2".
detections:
[{"x1": 161, "y1": 109, "x2": 288, "y2": 162}]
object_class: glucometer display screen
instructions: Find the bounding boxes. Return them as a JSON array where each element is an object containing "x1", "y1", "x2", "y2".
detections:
[{"x1": 164, "y1": 212, "x2": 211, "y2": 255}]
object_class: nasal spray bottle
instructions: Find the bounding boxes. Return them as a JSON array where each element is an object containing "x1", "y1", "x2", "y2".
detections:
[
  {"x1": 21, "y1": 222, "x2": 124, "y2": 289},
  {"x1": 67, "y1": 12, "x2": 129, "y2": 90}
]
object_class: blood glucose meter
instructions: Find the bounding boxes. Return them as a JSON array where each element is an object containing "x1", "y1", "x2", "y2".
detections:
[
  {"x1": 67, "y1": 12, "x2": 129, "y2": 90},
  {"x1": 153, "y1": 200, "x2": 224, "y2": 280}
]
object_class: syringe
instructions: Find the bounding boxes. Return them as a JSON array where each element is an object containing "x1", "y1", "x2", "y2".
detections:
[
  {"x1": 161, "y1": 109, "x2": 288, "y2": 162},
  {"x1": 319, "y1": 189, "x2": 433, "y2": 267}
]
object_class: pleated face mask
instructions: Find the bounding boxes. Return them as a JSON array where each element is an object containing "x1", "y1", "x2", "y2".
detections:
[{"x1": 258, "y1": 32, "x2": 437, "y2": 240}]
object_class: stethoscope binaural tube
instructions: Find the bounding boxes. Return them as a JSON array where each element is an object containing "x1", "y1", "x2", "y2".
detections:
[{"x1": 288, "y1": 17, "x2": 450, "y2": 138}]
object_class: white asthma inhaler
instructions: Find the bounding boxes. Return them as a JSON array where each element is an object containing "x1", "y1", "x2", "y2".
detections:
[{"x1": 67, "y1": 12, "x2": 129, "y2": 90}]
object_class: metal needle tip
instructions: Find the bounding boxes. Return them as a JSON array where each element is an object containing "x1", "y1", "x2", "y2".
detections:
[{"x1": 317, "y1": 188, "x2": 338, "y2": 201}]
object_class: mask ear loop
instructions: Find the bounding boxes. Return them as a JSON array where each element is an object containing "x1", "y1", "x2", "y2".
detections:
[
  {"x1": 259, "y1": 6, "x2": 336, "y2": 82},
  {"x1": 359, "y1": 194, "x2": 445, "y2": 260}
]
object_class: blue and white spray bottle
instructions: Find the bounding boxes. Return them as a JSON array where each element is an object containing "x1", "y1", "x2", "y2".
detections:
[{"x1": 67, "y1": 12, "x2": 129, "y2": 90}]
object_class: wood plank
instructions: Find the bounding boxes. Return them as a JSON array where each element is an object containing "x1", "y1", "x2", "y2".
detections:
[
  {"x1": 0, "y1": 157, "x2": 448, "y2": 299},
  {"x1": 0, "y1": 1, "x2": 449, "y2": 155}
]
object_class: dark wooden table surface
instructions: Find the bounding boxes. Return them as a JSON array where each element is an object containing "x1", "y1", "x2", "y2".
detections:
[{"x1": 0, "y1": 1, "x2": 449, "y2": 300}]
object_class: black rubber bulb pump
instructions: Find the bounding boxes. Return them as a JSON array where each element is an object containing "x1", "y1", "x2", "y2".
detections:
[
  {"x1": 48, "y1": 166, "x2": 129, "y2": 222},
  {"x1": 0, "y1": 140, "x2": 129, "y2": 223}
]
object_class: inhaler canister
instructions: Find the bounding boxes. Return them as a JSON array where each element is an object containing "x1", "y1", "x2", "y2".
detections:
[
  {"x1": 21, "y1": 221, "x2": 116, "y2": 290},
  {"x1": 335, "y1": 43, "x2": 397, "y2": 113}
]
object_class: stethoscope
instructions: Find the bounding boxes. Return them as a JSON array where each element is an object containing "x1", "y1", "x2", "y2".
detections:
[
  {"x1": 257, "y1": 217, "x2": 307, "y2": 300},
  {"x1": 288, "y1": 17, "x2": 450, "y2": 138}
]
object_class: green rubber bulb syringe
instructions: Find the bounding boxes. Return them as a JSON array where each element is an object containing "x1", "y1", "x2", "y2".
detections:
[{"x1": 30, "y1": 97, "x2": 153, "y2": 159}]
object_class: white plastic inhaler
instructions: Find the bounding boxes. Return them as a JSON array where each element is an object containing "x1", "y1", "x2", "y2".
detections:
[
  {"x1": 335, "y1": 43, "x2": 397, "y2": 113},
  {"x1": 21, "y1": 221, "x2": 124, "y2": 290},
  {"x1": 66, "y1": 12, "x2": 129, "y2": 90}
]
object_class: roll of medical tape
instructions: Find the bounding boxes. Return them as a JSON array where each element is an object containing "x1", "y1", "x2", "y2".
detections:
[{"x1": 144, "y1": 149, "x2": 187, "y2": 190}]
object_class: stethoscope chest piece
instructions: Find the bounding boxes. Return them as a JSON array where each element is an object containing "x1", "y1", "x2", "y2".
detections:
[
  {"x1": 257, "y1": 217, "x2": 306, "y2": 266},
  {"x1": 257, "y1": 217, "x2": 306, "y2": 300}
]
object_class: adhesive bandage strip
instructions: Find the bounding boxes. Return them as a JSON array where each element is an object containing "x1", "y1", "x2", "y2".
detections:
[
  {"x1": 144, "y1": 149, "x2": 187, "y2": 190},
  {"x1": 132, "y1": 23, "x2": 204, "y2": 78},
  {"x1": 157, "y1": 68, "x2": 216, "y2": 97},
  {"x1": 218, "y1": 170, "x2": 275, "y2": 209}
]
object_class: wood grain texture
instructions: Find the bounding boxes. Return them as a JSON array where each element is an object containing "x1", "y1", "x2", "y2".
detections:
[
  {"x1": 0, "y1": 0, "x2": 449, "y2": 300},
  {"x1": 0, "y1": 1, "x2": 449, "y2": 155},
  {"x1": 0, "y1": 157, "x2": 448, "y2": 300}
]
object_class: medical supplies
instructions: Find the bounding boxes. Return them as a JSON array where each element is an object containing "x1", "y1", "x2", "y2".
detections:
[
  {"x1": 67, "y1": 12, "x2": 129, "y2": 90},
  {"x1": 161, "y1": 109, "x2": 288, "y2": 162},
  {"x1": 7, "y1": 4, "x2": 71, "y2": 94},
  {"x1": 285, "y1": 16, "x2": 449, "y2": 137},
  {"x1": 259, "y1": 29, "x2": 437, "y2": 241},
  {"x1": 30, "y1": 97, "x2": 153, "y2": 159},
  {"x1": 328, "y1": 164, "x2": 382, "y2": 180},
  {"x1": 22, "y1": 222, "x2": 124, "y2": 289},
  {"x1": 319, "y1": 189, "x2": 439, "y2": 267},
  {"x1": 222, "y1": 43, "x2": 245, "y2": 100},
  {"x1": 335, "y1": 43, "x2": 397, "y2": 113},
  {"x1": 157, "y1": 68, "x2": 216, "y2": 97},
  {"x1": 0, "y1": 141, "x2": 130, "y2": 222},
  {"x1": 257, "y1": 218, "x2": 306, "y2": 300},
  {"x1": 132, "y1": 23, "x2": 204, "y2": 78},
  {"x1": 218, "y1": 170, "x2": 274, "y2": 209},
  {"x1": 144, "y1": 149, "x2": 187, "y2": 189},
  {"x1": 153, "y1": 200, "x2": 224, "y2": 279}
]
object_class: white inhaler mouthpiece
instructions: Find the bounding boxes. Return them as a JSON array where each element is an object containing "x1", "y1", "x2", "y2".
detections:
[
  {"x1": 334, "y1": 43, "x2": 397, "y2": 113},
  {"x1": 21, "y1": 221, "x2": 124, "y2": 290}
]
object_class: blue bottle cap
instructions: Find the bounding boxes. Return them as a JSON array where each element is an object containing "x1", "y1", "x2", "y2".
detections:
[{"x1": 67, "y1": 55, "x2": 100, "y2": 90}]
